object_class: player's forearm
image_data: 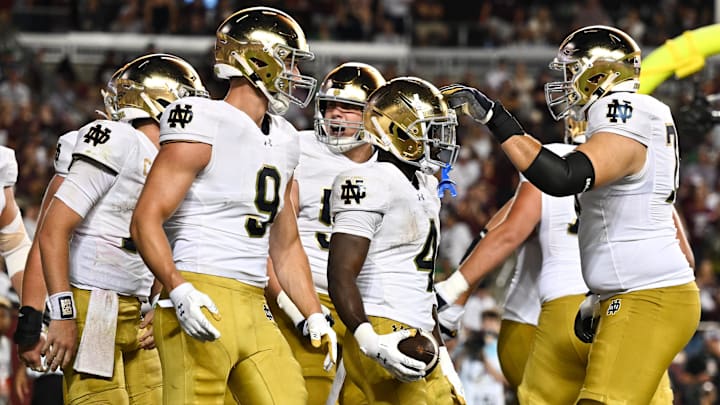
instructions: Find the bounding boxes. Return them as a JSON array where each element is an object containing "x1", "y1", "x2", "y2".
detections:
[
  {"x1": 273, "y1": 241, "x2": 321, "y2": 317},
  {"x1": 21, "y1": 175, "x2": 64, "y2": 309},
  {"x1": 130, "y1": 215, "x2": 185, "y2": 291},
  {"x1": 459, "y1": 223, "x2": 523, "y2": 287},
  {"x1": 499, "y1": 134, "x2": 543, "y2": 172},
  {"x1": 20, "y1": 240, "x2": 46, "y2": 310},
  {"x1": 328, "y1": 269, "x2": 367, "y2": 333},
  {"x1": 265, "y1": 259, "x2": 283, "y2": 301},
  {"x1": 38, "y1": 229, "x2": 72, "y2": 295}
]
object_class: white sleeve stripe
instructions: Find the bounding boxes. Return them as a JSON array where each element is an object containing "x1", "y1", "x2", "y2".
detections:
[{"x1": 54, "y1": 160, "x2": 116, "y2": 218}]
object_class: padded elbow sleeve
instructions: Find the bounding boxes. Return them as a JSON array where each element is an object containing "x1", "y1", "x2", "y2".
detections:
[
  {"x1": 522, "y1": 148, "x2": 595, "y2": 197},
  {"x1": 0, "y1": 212, "x2": 31, "y2": 278}
]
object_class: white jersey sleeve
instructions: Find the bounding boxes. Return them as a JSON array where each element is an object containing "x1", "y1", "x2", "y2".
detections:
[
  {"x1": 331, "y1": 168, "x2": 389, "y2": 219},
  {"x1": 0, "y1": 147, "x2": 17, "y2": 187},
  {"x1": 159, "y1": 96, "x2": 217, "y2": 145},
  {"x1": 587, "y1": 93, "x2": 654, "y2": 146},
  {"x1": 54, "y1": 130, "x2": 79, "y2": 176},
  {"x1": 73, "y1": 120, "x2": 134, "y2": 174}
]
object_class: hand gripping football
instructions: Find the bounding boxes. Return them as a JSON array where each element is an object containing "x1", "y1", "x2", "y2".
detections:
[{"x1": 397, "y1": 329, "x2": 439, "y2": 376}]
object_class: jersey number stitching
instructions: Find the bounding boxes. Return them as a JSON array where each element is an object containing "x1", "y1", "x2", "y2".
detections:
[
  {"x1": 415, "y1": 219, "x2": 438, "y2": 292},
  {"x1": 246, "y1": 166, "x2": 281, "y2": 237}
]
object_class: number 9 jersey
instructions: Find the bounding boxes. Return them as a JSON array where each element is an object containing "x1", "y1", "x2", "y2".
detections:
[
  {"x1": 330, "y1": 162, "x2": 441, "y2": 332},
  {"x1": 159, "y1": 96, "x2": 300, "y2": 287}
]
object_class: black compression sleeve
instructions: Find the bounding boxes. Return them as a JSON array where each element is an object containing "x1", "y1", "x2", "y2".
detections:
[{"x1": 522, "y1": 148, "x2": 595, "y2": 197}]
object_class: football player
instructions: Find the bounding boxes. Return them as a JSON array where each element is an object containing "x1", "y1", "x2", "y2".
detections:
[
  {"x1": 437, "y1": 114, "x2": 687, "y2": 403},
  {"x1": 129, "y1": 7, "x2": 335, "y2": 404},
  {"x1": 14, "y1": 129, "x2": 76, "y2": 373},
  {"x1": 0, "y1": 144, "x2": 31, "y2": 299},
  {"x1": 39, "y1": 53, "x2": 208, "y2": 403},
  {"x1": 444, "y1": 25, "x2": 700, "y2": 404},
  {"x1": 265, "y1": 61, "x2": 385, "y2": 405},
  {"x1": 327, "y1": 77, "x2": 461, "y2": 404}
]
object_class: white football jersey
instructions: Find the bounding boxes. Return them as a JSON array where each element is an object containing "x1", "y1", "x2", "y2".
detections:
[
  {"x1": 581, "y1": 93, "x2": 694, "y2": 297},
  {"x1": 502, "y1": 232, "x2": 542, "y2": 325},
  {"x1": 64, "y1": 120, "x2": 157, "y2": 297},
  {"x1": 0, "y1": 146, "x2": 17, "y2": 212},
  {"x1": 331, "y1": 162, "x2": 440, "y2": 332},
  {"x1": 295, "y1": 130, "x2": 376, "y2": 295},
  {"x1": 53, "y1": 130, "x2": 79, "y2": 176},
  {"x1": 159, "y1": 97, "x2": 300, "y2": 287}
]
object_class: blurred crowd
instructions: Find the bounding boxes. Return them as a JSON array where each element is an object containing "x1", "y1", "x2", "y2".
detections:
[
  {"x1": 3, "y1": 0, "x2": 713, "y2": 48},
  {"x1": 1, "y1": 0, "x2": 720, "y2": 404}
]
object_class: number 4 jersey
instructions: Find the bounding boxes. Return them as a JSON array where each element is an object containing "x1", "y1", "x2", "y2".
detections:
[
  {"x1": 331, "y1": 162, "x2": 440, "y2": 332},
  {"x1": 580, "y1": 93, "x2": 694, "y2": 297},
  {"x1": 159, "y1": 97, "x2": 300, "y2": 287}
]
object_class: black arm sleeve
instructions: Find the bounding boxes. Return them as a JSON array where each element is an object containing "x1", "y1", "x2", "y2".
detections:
[{"x1": 522, "y1": 148, "x2": 595, "y2": 197}]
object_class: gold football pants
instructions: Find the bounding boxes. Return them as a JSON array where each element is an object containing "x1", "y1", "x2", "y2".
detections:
[
  {"x1": 63, "y1": 287, "x2": 162, "y2": 405},
  {"x1": 155, "y1": 271, "x2": 306, "y2": 405}
]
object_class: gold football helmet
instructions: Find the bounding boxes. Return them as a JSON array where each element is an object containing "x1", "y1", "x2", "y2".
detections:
[
  {"x1": 545, "y1": 25, "x2": 641, "y2": 120},
  {"x1": 364, "y1": 77, "x2": 459, "y2": 174},
  {"x1": 314, "y1": 62, "x2": 386, "y2": 153},
  {"x1": 214, "y1": 6, "x2": 316, "y2": 115},
  {"x1": 103, "y1": 53, "x2": 208, "y2": 123}
]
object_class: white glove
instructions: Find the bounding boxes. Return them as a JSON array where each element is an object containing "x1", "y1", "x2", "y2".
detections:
[
  {"x1": 437, "y1": 304, "x2": 465, "y2": 341},
  {"x1": 353, "y1": 323, "x2": 425, "y2": 383},
  {"x1": 306, "y1": 312, "x2": 337, "y2": 371},
  {"x1": 439, "y1": 346, "x2": 466, "y2": 404},
  {"x1": 169, "y1": 282, "x2": 221, "y2": 341}
]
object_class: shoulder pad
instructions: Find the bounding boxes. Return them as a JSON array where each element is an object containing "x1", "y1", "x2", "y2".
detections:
[
  {"x1": 54, "y1": 130, "x2": 79, "y2": 175},
  {"x1": 73, "y1": 120, "x2": 137, "y2": 174},
  {"x1": 0, "y1": 146, "x2": 17, "y2": 187},
  {"x1": 160, "y1": 97, "x2": 217, "y2": 145},
  {"x1": 331, "y1": 166, "x2": 388, "y2": 216},
  {"x1": 588, "y1": 95, "x2": 651, "y2": 145}
]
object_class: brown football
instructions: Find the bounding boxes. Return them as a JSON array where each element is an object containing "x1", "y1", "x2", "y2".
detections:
[{"x1": 397, "y1": 332, "x2": 438, "y2": 370}]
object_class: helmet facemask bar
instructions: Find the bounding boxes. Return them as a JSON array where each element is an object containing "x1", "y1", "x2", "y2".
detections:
[
  {"x1": 415, "y1": 113, "x2": 459, "y2": 174},
  {"x1": 545, "y1": 60, "x2": 583, "y2": 121},
  {"x1": 227, "y1": 42, "x2": 316, "y2": 115},
  {"x1": 314, "y1": 97, "x2": 366, "y2": 153},
  {"x1": 273, "y1": 43, "x2": 317, "y2": 109}
]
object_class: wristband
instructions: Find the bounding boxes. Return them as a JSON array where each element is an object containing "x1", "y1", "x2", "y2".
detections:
[
  {"x1": 48, "y1": 292, "x2": 77, "y2": 320},
  {"x1": 13, "y1": 306, "x2": 43, "y2": 346},
  {"x1": 435, "y1": 272, "x2": 470, "y2": 309},
  {"x1": 487, "y1": 102, "x2": 525, "y2": 143}
]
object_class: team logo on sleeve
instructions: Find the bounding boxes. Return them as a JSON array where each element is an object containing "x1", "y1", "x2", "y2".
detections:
[
  {"x1": 606, "y1": 99, "x2": 633, "y2": 123},
  {"x1": 83, "y1": 124, "x2": 111, "y2": 146},
  {"x1": 340, "y1": 178, "x2": 366, "y2": 204},
  {"x1": 167, "y1": 104, "x2": 194, "y2": 128}
]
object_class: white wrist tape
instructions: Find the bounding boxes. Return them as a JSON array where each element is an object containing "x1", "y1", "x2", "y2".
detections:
[
  {"x1": 276, "y1": 290, "x2": 305, "y2": 326},
  {"x1": 48, "y1": 291, "x2": 77, "y2": 320},
  {"x1": 436, "y1": 272, "x2": 470, "y2": 305}
]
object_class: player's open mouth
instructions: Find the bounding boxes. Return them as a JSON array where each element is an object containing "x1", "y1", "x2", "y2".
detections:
[{"x1": 329, "y1": 125, "x2": 345, "y2": 136}]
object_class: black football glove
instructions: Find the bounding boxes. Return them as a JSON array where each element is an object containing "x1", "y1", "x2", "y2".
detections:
[{"x1": 574, "y1": 292, "x2": 601, "y2": 344}]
